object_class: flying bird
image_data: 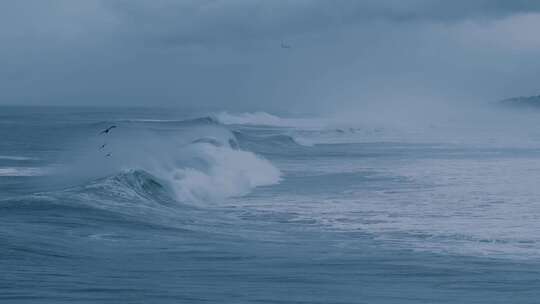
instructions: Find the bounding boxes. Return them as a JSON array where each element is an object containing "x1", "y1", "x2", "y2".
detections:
[
  {"x1": 280, "y1": 41, "x2": 291, "y2": 49},
  {"x1": 99, "y1": 125, "x2": 117, "y2": 135},
  {"x1": 99, "y1": 143, "x2": 107, "y2": 150},
  {"x1": 105, "y1": 153, "x2": 112, "y2": 157}
]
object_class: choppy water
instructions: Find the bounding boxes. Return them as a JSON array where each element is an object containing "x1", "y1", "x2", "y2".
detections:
[{"x1": 2, "y1": 106, "x2": 540, "y2": 303}]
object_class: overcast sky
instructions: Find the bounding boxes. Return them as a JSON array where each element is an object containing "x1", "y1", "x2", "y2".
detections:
[{"x1": 1, "y1": 0, "x2": 540, "y2": 112}]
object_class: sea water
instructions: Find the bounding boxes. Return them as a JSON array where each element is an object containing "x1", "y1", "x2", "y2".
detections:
[{"x1": 1, "y1": 106, "x2": 540, "y2": 303}]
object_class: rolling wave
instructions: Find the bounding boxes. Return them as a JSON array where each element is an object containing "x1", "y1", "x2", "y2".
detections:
[
  {"x1": 117, "y1": 116, "x2": 219, "y2": 126},
  {"x1": 233, "y1": 131, "x2": 308, "y2": 152}
]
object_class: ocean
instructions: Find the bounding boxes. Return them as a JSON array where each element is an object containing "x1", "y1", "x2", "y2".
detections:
[{"x1": 2, "y1": 105, "x2": 540, "y2": 303}]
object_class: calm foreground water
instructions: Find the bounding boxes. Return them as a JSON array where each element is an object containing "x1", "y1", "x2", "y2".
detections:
[{"x1": 1, "y1": 106, "x2": 540, "y2": 303}]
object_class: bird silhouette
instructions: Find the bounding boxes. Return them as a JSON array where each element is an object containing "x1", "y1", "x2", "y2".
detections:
[
  {"x1": 280, "y1": 41, "x2": 291, "y2": 49},
  {"x1": 99, "y1": 125, "x2": 117, "y2": 135}
]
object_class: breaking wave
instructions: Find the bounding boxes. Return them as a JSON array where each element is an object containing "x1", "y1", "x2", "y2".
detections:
[
  {"x1": 50, "y1": 117, "x2": 281, "y2": 206},
  {"x1": 166, "y1": 144, "x2": 281, "y2": 202}
]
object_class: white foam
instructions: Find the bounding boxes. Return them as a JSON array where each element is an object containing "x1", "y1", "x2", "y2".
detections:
[
  {"x1": 167, "y1": 144, "x2": 281, "y2": 202},
  {"x1": 215, "y1": 111, "x2": 324, "y2": 129},
  {"x1": 276, "y1": 157, "x2": 540, "y2": 259}
]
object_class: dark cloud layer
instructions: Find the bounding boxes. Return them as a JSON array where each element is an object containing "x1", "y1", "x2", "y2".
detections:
[
  {"x1": 106, "y1": 0, "x2": 540, "y2": 46},
  {"x1": 1, "y1": 1, "x2": 540, "y2": 112}
]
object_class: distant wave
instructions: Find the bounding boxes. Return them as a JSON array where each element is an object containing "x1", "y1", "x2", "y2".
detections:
[
  {"x1": 116, "y1": 116, "x2": 219, "y2": 126},
  {"x1": 0, "y1": 167, "x2": 46, "y2": 177},
  {"x1": 0, "y1": 155, "x2": 37, "y2": 161},
  {"x1": 233, "y1": 131, "x2": 309, "y2": 152},
  {"x1": 214, "y1": 112, "x2": 324, "y2": 129},
  {"x1": 214, "y1": 112, "x2": 395, "y2": 145},
  {"x1": 215, "y1": 112, "x2": 285, "y2": 126}
]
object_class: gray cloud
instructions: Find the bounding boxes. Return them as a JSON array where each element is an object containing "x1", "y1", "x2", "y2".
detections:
[
  {"x1": 103, "y1": 0, "x2": 540, "y2": 46},
  {"x1": 1, "y1": 0, "x2": 540, "y2": 112}
]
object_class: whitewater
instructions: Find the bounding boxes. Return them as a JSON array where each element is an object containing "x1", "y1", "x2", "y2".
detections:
[{"x1": 2, "y1": 106, "x2": 540, "y2": 303}]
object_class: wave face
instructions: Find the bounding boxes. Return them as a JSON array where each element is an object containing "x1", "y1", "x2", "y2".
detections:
[{"x1": 215, "y1": 111, "x2": 289, "y2": 126}]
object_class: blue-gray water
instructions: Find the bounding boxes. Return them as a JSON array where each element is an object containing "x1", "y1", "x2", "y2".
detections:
[{"x1": 2, "y1": 106, "x2": 540, "y2": 303}]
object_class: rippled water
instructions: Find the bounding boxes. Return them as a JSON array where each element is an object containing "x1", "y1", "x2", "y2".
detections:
[{"x1": 2, "y1": 106, "x2": 540, "y2": 303}]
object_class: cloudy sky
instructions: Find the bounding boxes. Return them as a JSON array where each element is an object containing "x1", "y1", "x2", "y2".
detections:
[{"x1": 1, "y1": 0, "x2": 540, "y2": 112}]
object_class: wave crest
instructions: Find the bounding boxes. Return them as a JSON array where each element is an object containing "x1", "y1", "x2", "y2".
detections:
[
  {"x1": 166, "y1": 144, "x2": 281, "y2": 202},
  {"x1": 215, "y1": 111, "x2": 323, "y2": 129}
]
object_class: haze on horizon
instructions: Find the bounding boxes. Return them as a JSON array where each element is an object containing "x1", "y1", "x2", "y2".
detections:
[{"x1": 1, "y1": 0, "x2": 540, "y2": 114}]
